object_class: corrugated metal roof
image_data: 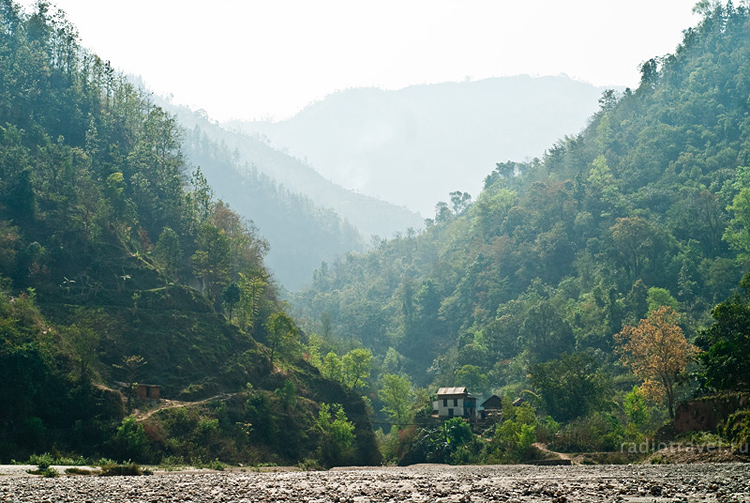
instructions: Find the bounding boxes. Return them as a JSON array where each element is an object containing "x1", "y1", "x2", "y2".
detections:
[{"x1": 437, "y1": 387, "x2": 468, "y2": 395}]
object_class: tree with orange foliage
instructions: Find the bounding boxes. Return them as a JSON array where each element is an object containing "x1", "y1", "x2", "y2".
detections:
[{"x1": 615, "y1": 306, "x2": 699, "y2": 420}]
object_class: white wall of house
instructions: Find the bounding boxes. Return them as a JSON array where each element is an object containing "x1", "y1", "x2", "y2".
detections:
[{"x1": 432, "y1": 396, "x2": 477, "y2": 418}]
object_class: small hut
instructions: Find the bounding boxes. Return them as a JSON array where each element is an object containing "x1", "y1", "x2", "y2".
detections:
[
  {"x1": 480, "y1": 395, "x2": 503, "y2": 419},
  {"x1": 134, "y1": 384, "x2": 161, "y2": 400}
]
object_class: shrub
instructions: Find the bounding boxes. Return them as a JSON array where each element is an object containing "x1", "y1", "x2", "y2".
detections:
[
  {"x1": 720, "y1": 409, "x2": 750, "y2": 453},
  {"x1": 28, "y1": 452, "x2": 88, "y2": 467},
  {"x1": 275, "y1": 380, "x2": 297, "y2": 409},
  {"x1": 535, "y1": 416, "x2": 561, "y2": 443},
  {"x1": 41, "y1": 467, "x2": 58, "y2": 478},
  {"x1": 492, "y1": 419, "x2": 537, "y2": 462},
  {"x1": 29, "y1": 452, "x2": 53, "y2": 470},
  {"x1": 298, "y1": 458, "x2": 322, "y2": 471},
  {"x1": 623, "y1": 385, "x2": 652, "y2": 428},
  {"x1": 65, "y1": 467, "x2": 100, "y2": 475},
  {"x1": 159, "y1": 455, "x2": 186, "y2": 470},
  {"x1": 316, "y1": 403, "x2": 355, "y2": 467},
  {"x1": 396, "y1": 419, "x2": 481, "y2": 465},
  {"x1": 206, "y1": 458, "x2": 226, "y2": 471},
  {"x1": 550, "y1": 412, "x2": 624, "y2": 452},
  {"x1": 99, "y1": 463, "x2": 149, "y2": 476},
  {"x1": 112, "y1": 416, "x2": 152, "y2": 462}
]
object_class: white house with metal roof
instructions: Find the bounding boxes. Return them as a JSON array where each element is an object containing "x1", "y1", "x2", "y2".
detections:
[{"x1": 432, "y1": 387, "x2": 478, "y2": 419}]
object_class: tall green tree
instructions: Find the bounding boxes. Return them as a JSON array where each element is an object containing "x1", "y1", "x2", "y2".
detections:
[
  {"x1": 265, "y1": 311, "x2": 299, "y2": 366},
  {"x1": 341, "y1": 348, "x2": 373, "y2": 391},
  {"x1": 236, "y1": 272, "x2": 266, "y2": 331},
  {"x1": 723, "y1": 188, "x2": 750, "y2": 258},
  {"x1": 530, "y1": 352, "x2": 612, "y2": 422},
  {"x1": 697, "y1": 273, "x2": 750, "y2": 391},
  {"x1": 378, "y1": 373, "x2": 413, "y2": 428},
  {"x1": 316, "y1": 403, "x2": 356, "y2": 467},
  {"x1": 152, "y1": 226, "x2": 182, "y2": 279},
  {"x1": 222, "y1": 282, "x2": 241, "y2": 321},
  {"x1": 521, "y1": 302, "x2": 575, "y2": 364},
  {"x1": 192, "y1": 222, "x2": 231, "y2": 303}
]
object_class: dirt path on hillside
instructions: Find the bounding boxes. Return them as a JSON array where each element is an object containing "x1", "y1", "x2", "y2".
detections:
[{"x1": 133, "y1": 393, "x2": 236, "y2": 421}]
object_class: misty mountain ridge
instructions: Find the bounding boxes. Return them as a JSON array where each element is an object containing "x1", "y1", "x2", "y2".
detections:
[
  {"x1": 229, "y1": 75, "x2": 614, "y2": 216},
  {"x1": 159, "y1": 96, "x2": 424, "y2": 234},
  {"x1": 151, "y1": 75, "x2": 614, "y2": 290},
  {"x1": 151, "y1": 96, "x2": 422, "y2": 290}
]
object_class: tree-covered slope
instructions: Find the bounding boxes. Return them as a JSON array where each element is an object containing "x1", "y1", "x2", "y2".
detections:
[
  {"x1": 292, "y1": 2, "x2": 750, "y2": 401},
  {"x1": 166, "y1": 101, "x2": 424, "y2": 241},
  {"x1": 180, "y1": 120, "x2": 364, "y2": 291},
  {"x1": 0, "y1": 0, "x2": 378, "y2": 466},
  {"x1": 231, "y1": 76, "x2": 609, "y2": 216}
]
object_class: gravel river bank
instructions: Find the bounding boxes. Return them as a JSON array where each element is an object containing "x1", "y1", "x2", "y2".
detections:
[{"x1": 1, "y1": 463, "x2": 749, "y2": 502}]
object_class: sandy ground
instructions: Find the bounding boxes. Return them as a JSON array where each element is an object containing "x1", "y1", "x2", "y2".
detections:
[{"x1": 1, "y1": 463, "x2": 749, "y2": 502}]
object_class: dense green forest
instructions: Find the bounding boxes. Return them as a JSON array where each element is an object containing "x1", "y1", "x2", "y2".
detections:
[
  {"x1": 0, "y1": 0, "x2": 378, "y2": 467},
  {"x1": 292, "y1": 1, "x2": 750, "y2": 463}
]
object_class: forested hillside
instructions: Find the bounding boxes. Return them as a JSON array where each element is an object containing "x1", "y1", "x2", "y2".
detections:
[
  {"x1": 0, "y1": 0, "x2": 378, "y2": 466},
  {"x1": 292, "y1": 2, "x2": 750, "y2": 462},
  {"x1": 178, "y1": 117, "x2": 364, "y2": 290},
  {"x1": 232, "y1": 76, "x2": 608, "y2": 216},
  {"x1": 165, "y1": 101, "x2": 424, "y2": 242}
]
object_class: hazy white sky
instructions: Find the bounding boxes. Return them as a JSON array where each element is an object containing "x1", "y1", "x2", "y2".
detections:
[{"x1": 20, "y1": 0, "x2": 700, "y2": 122}]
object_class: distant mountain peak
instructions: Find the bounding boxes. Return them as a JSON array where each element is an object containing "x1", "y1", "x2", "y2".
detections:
[{"x1": 228, "y1": 75, "x2": 613, "y2": 216}]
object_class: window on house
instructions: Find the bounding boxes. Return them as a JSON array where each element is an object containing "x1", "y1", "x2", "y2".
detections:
[
  {"x1": 448, "y1": 408, "x2": 454, "y2": 417},
  {"x1": 453, "y1": 398, "x2": 458, "y2": 407},
  {"x1": 443, "y1": 399, "x2": 447, "y2": 407}
]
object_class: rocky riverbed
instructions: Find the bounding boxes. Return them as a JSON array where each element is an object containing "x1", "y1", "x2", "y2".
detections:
[{"x1": 1, "y1": 463, "x2": 749, "y2": 502}]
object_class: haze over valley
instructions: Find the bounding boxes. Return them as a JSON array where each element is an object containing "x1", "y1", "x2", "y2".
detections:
[
  {"x1": 229, "y1": 76, "x2": 609, "y2": 217},
  {"x1": 157, "y1": 75, "x2": 607, "y2": 289}
]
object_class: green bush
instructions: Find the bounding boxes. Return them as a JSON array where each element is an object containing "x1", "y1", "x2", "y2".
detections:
[
  {"x1": 490, "y1": 419, "x2": 537, "y2": 462},
  {"x1": 29, "y1": 452, "x2": 53, "y2": 470},
  {"x1": 550, "y1": 412, "x2": 624, "y2": 452},
  {"x1": 207, "y1": 458, "x2": 226, "y2": 471},
  {"x1": 298, "y1": 458, "x2": 322, "y2": 471},
  {"x1": 190, "y1": 457, "x2": 226, "y2": 471},
  {"x1": 316, "y1": 403, "x2": 355, "y2": 467},
  {"x1": 159, "y1": 455, "x2": 186, "y2": 470},
  {"x1": 396, "y1": 419, "x2": 481, "y2": 465},
  {"x1": 99, "y1": 463, "x2": 149, "y2": 476},
  {"x1": 623, "y1": 386, "x2": 651, "y2": 428},
  {"x1": 720, "y1": 409, "x2": 750, "y2": 453},
  {"x1": 275, "y1": 380, "x2": 297, "y2": 409},
  {"x1": 535, "y1": 416, "x2": 561, "y2": 444},
  {"x1": 28, "y1": 452, "x2": 88, "y2": 467},
  {"x1": 65, "y1": 467, "x2": 99, "y2": 475},
  {"x1": 197, "y1": 418, "x2": 220, "y2": 442},
  {"x1": 41, "y1": 467, "x2": 59, "y2": 478},
  {"x1": 112, "y1": 416, "x2": 152, "y2": 463}
]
